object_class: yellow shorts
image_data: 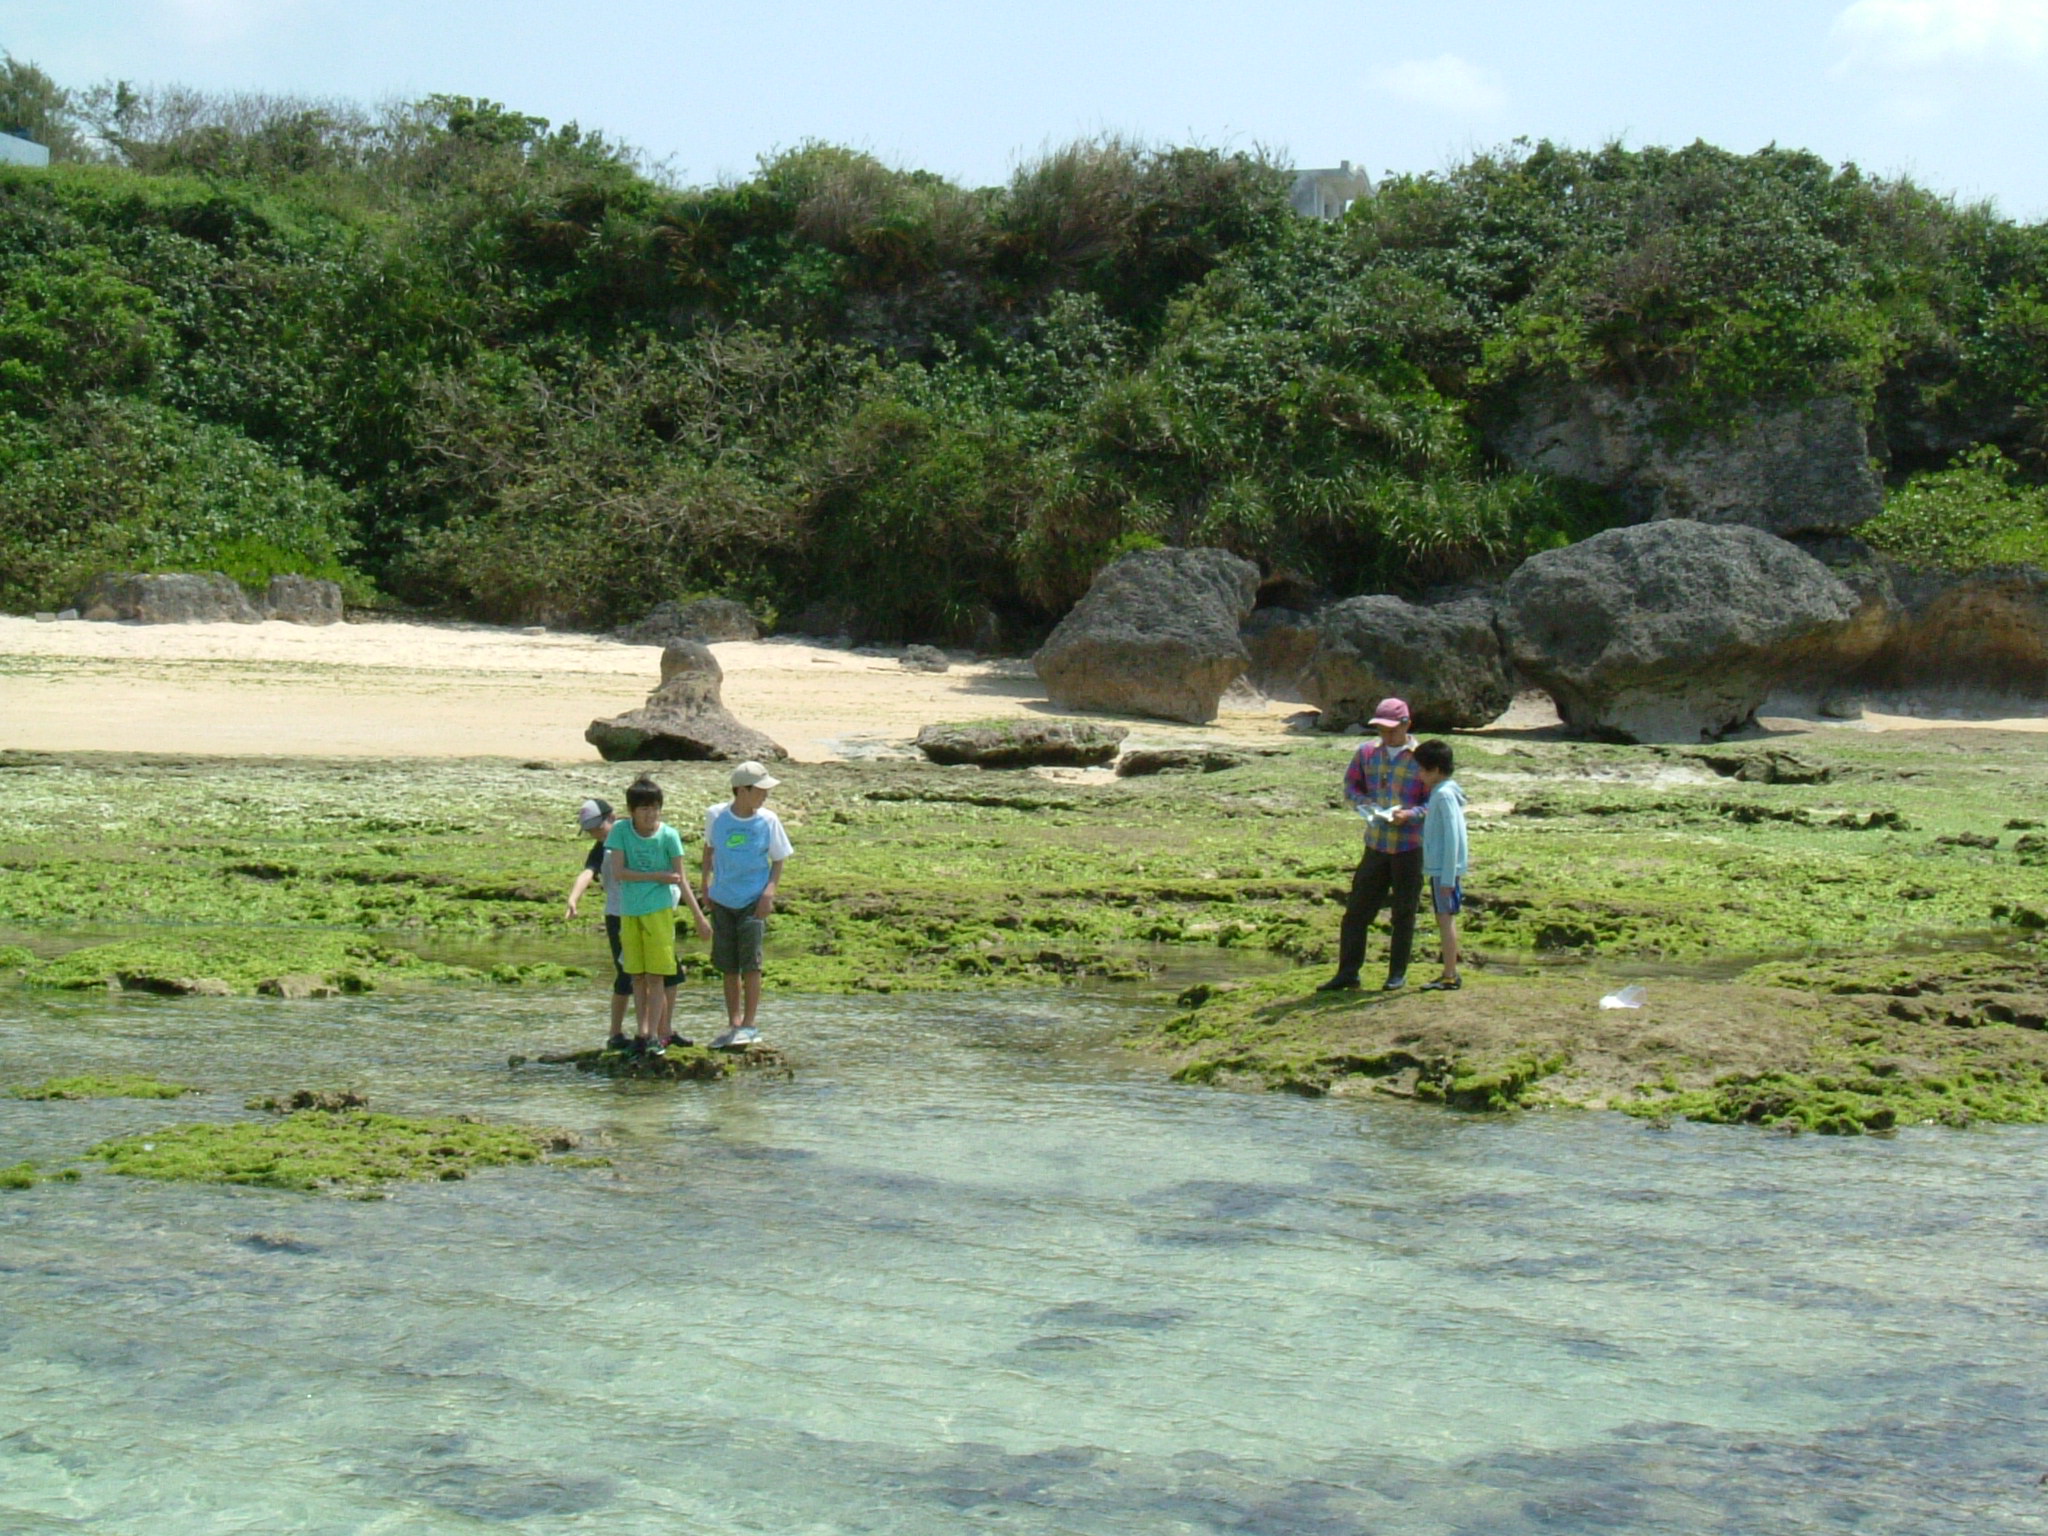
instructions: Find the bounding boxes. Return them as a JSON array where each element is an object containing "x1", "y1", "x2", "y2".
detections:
[{"x1": 618, "y1": 908, "x2": 677, "y2": 976}]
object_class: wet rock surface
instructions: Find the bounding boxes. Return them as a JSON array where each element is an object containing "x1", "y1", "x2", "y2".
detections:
[
  {"x1": 586, "y1": 639, "x2": 788, "y2": 762},
  {"x1": 519, "y1": 1042, "x2": 790, "y2": 1081},
  {"x1": 1034, "y1": 547, "x2": 1259, "y2": 724},
  {"x1": 1301, "y1": 592, "x2": 1514, "y2": 732},
  {"x1": 1499, "y1": 521, "x2": 1860, "y2": 742},
  {"x1": 914, "y1": 719, "x2": 1127, "y2": 767}
]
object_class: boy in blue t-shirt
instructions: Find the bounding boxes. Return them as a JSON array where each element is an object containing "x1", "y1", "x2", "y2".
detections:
[
  {"x1": 604, "y1": 776, "x2": 711, "y2": 1054},
  {"x1": 700, "y1": 760, "x2": 794, "y2": 1047}
]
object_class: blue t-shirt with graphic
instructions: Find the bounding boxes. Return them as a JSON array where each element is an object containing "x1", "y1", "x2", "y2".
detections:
[
  {"x1": 703, "y1": 804, "x2": 794, "y2": 910},
  {"x1": 603, "y1": 820, "x2": 685, "y2": 917}
]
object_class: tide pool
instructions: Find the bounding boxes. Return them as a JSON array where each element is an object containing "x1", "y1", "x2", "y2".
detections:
[{"x1": 3, "y1": 984, "x2": 2045, "y2": 1533}]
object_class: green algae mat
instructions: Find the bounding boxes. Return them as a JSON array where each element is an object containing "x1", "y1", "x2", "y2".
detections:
[
  {"x1": 1, "y1": 733, "x2": 2045, "y2": 1132},
  {"x1": 87, "y1": 1111, "x2": 587, "y2": 1194}
]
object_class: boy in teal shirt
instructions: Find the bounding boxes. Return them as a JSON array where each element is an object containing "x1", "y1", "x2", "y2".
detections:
[
  {"x1": 1413, "y1": 739, "x2": 1469, "y2": 992},
  {"x1": 604, "y1": 776, "x2": 711, "y2": 1053}
]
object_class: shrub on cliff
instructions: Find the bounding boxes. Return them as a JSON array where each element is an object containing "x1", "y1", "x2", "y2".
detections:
[{"x1": 1864, "y1": 445, "x2": 2048, "y2": 572}]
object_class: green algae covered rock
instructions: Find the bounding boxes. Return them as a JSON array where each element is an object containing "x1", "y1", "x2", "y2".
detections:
[
  {"x1": 11, "y1": 1074, "x2": 194, "y2": 1101},
  {"x1": 88, "y1": 1110, "x2": 584, "y2": 1193},
  {"x1": 515, "y1": 1041, "x2": 791, "y2": 1082}
]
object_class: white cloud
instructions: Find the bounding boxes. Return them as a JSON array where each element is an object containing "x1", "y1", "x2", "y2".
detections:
[
  {"x1": 1371, "y1": 54, "x2": 1506, "y2": 117},
  {"x1": 1833, "y1": 0, "x2": 2048, "y2": 68}
]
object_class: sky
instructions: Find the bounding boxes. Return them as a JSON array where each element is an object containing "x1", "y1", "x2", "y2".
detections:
[{"x1": 3, "y1": 0, "x2": 2047, "y2": 217}]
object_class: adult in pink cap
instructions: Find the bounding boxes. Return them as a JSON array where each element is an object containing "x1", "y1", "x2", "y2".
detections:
[{"x1": 1319, "y1": 697, "x2": 1429, "y2": 991}]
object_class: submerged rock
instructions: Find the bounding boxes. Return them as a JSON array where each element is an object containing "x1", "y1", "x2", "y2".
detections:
[
  {"x1": 585, "y1": 639, "x2": 788, "y2": 762},
  {"x1": 1034, "y1": 547, "x2": 1259, "y2": 724},
  {"x1": 913, "y1": 720, "x2": 1126, "y2": 768}
]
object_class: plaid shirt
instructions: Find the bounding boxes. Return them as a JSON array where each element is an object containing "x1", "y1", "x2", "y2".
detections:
[{"x1": 1344, "y1": 740, "x2": 1427, "y2": 854}]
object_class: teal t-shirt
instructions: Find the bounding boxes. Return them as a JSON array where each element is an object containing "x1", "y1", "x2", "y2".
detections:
[{"x1": 603, "y1": 820, "x2": 685, "y2": 917}]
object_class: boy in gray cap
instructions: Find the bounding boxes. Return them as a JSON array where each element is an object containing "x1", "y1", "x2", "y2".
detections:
[{"x1": 701, "y1": 761, "x2": 793, "y2": 1047}]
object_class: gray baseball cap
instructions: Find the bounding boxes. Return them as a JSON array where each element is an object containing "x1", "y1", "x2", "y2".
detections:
[
  {"x1": 730, "y1": 761, "x2": 780, "y2": 789},
  {"x1": 576, "y1": 797, "x2": 613, "y2": 830}
]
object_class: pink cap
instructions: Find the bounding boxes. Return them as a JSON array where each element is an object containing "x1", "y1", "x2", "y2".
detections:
[{"x1": 1368, "y1": 698, "x2": 1411, "y2": 727}]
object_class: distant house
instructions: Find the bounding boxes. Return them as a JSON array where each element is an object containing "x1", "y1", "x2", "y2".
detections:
[
  {"x1": 1288, "y1": 161, "x2": 1371, "y2": 220},
  {"x1": 0, "y1": 130, "x2": 51, "y2": 168}
]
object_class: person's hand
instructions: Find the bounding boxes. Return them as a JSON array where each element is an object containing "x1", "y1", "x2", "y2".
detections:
[
  {"x1": 694, "y1": 915, "x2": 713, "y2": 942},
  {"x1": 662, "y1": 871, "x2": 683, "y2": 885},
  {"x1": 564, "y1": 897, "x2": 579, "y2": 919},
  {"x1": 755, "y1": 890, "x2": 776, "y2": 919},
  {"x1": 1391, "y1": 807, "x2": 1417, "y2": 825}
]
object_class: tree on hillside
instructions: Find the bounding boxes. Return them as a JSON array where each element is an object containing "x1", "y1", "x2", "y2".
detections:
[{"x1": 0, "y1": 54, "x2": 87, "y2": 159}]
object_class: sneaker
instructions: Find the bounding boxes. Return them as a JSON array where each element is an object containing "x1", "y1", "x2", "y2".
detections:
[
  {"x1": 673, "y1": 1037, "x2": 695, "y2": 1049},
  {"x1": 1315, "y1": 974, "x2": 1361, "y2": 993},
  {"x1": 710, "y1": 1027, "x2": 738, "y2": 1049},
  {"x1": 647, "y1": 1040, "x2": 667, "y2": 1056},
  {"x1": 730, "y1": 1026, "x2": 761, "y2": 1046},
  {"x1": 1383, "y1": 973, "x2": 1408, "y2": 991},
  {"x1": 604, "y1": 1035, "x2": 630, "y2": 1053},
  {"x1": 1419, "y1": 976, "x2": 1463, "y2": 993}
]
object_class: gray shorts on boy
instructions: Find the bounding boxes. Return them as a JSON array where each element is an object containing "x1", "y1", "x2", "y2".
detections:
[{"x1": 710, "y1": 901, "x2": 766, "y2": 975}]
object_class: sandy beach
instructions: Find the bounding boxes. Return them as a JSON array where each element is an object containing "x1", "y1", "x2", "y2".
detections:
[
  {"x1": 0, "y1": 615, "x2": 1302, "y2": 761},
  {"x1": 2, "y1": 614, "x2": 2042, "y2": 760}
]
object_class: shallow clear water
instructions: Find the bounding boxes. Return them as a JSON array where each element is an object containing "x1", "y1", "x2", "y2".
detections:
[{"x1": 4, "y1": 984, "x2": 2048, "y2": 1535}]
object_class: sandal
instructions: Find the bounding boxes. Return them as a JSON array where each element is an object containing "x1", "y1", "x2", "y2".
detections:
[{"x1": 1419, "y1": 976, "x2": 1463, "y2": 992}]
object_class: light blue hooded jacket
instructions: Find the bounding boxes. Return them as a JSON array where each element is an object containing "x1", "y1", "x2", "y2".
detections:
[{"x1": 1421, "y1": 778, "x2": 1468, "y2": 884}]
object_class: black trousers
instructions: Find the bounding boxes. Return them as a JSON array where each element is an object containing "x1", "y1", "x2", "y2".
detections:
[{"x1": 1335, "y1": 846, "x2": 1425, "y2": 980}]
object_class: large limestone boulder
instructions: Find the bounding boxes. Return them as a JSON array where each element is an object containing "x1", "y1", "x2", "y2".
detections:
[
  {"x1": 1034, "y1": 548, "x2": 1259, "y2": 724},
  {"x1": 1498, "y1": 521, "x2": 1860, "y2": 742},
  {"x1": 1240, "y1": 607, "x2": 1321, "y2": 699},
  {"x1": 1491, "y1": 384, "x2": 1881, "y2": 538},
  {"x1": 262, "y1": 574, "x2": 344, "y2": 624},
  {"x1": 1301, "y1": 593, "x2": 1514, "y2": 732},
  {"x1": 79, "y1": 572, "x2": 260, "y2": 624},
  {"x1": 615, "y1": 597, "x2": 760, "y2": 645},
  {"x1": 585, "y1": 640, "x2": 787, "y2": 762}
]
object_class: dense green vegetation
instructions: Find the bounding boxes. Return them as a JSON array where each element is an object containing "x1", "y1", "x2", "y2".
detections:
[{"x1": 2, "y1": 56, "x2": 2045, "y2": 634}]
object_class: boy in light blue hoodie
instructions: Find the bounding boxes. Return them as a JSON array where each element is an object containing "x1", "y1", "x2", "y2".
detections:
[{"x1": 1412, "y1": 739, "x2": 1468, "y2": 992}]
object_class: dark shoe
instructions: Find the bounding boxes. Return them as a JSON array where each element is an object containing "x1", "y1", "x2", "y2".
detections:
[
  {"x1": 1383, "y1": 974, "x2": 1408, "y2": 991},
  {"x1": 1419, "y1": 976, "x2": 1463, "y2": 992},
  {"x1": 604, "y1": 1035, "x2": 630, "y2": 1053},
  {"x1": 673, "y1": 1037, "x2": 694, "y2": 1049},
  {"x1": 1315, "y1": 974, "x2": 1361, "y2": 993}
]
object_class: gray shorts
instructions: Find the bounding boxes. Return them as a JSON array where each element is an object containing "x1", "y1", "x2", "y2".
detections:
[{"x1": 710, "y1": 900, "x2": 766, "y2": 975}]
